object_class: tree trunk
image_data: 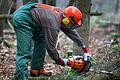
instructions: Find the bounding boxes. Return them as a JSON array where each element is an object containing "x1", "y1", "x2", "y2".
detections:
[
  {"x1": 16, "y1": 0, "x2": 23, "y2": 9},
  {"x1": 42, "y1": 0, "x2": 46, "y2": 4},
  {"x1": 23, "y1": 0, "x2": 38, "y2": 5},
  {"x1": 46, "y1": 0, "x2": 56, "y2": 6},
  {"x1": 68, "y1": 0, "x2": 75, "y2": 6},
  {"x1": 114, "y1": 0, "x2": 119, "y2": 14},
  {"x1": 0, "y1": 0, "x2": 10, "y2": 42},
  {"x1": 0, "y1": 13, "x2": 3, "y2": 42},
  {"x1": 73, "y1": 0, "x2": 91, "y2": 55}
]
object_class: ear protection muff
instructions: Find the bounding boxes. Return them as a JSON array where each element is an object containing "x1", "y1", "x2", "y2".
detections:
[{"x1": 62, "y1": 17, "x2": 70, "y2": 25}]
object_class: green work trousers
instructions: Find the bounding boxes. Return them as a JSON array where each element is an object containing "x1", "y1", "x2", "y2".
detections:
[{"x1": 12, "y1": 2, "x2": 46, "y2": 80}]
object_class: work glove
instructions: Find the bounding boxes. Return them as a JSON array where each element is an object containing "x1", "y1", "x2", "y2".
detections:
[
  {"x1": 82, "y1": 47, "x2": 91, "y2": 61},
  {"x1": 55, "y1": 58, "x2": 68, "y2": 66},
  {"x1": 82, "y1": 47, "x2": 91, "y2": 72},
  {"x1": 83, "y1": 53, "x2": 91, "y2": 61}
]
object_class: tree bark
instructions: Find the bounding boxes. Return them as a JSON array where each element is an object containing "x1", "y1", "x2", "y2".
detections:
[
  {"x1": 0, "y1": 0, "x2": 10, "y2": 42},
  {"x1": 42, "y1": 0, "x2": 46, "y2": 4},
  {"x1": 114, "y1": 0, "x2": 119, "y2": 14},
  {"x1": 16, "y1": 0, "x2": 23, "y2": 9},
  {"x1": 46, "y1": 0, "x2": 56, "y2": 6},
  {"x1": 68, "y1": 0, "x2": 75, "y2": 6},
  {"x1": 23, "y1": 0, "x2": 38, "y2": 5},
  {"x1": 0, "y1": 15, "x2": 3, "y2": 42}
]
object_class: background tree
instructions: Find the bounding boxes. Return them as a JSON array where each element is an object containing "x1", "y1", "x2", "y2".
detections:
[
  {"x1": 0, "y1": 0, "x2": 3, "y2": 42},
  {"x1": 42, "y1": 0, "x2": 46, "y2": 4},
  {"x1": 71, "y1": 0, "x2": 91, "y2": 55},
  {"x1": 114, "y1": 0, "x2": 119, "y2": 14},
  {"x1": 47, "y1": 0, "x2": 56, "y2": 6},
  {"x1": 15, "y1": 0, "x2": 23, "y2": 9},
  {"x1": 0, "y1": 0, "x2": 13, "y2": 42},
  {"x1": 23, "y1": 0, "x2": 38, "y2": 4}
]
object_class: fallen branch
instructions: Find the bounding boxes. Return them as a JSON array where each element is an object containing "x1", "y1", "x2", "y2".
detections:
[
  {"x1": 0, "y1": 14, "x2": 12, "y2": 19},
  {"x1": 7, "y1": 0, "x2": 13, "y2": 29},
  {"x1": 90, "y1": 68, "x2": 113, "y2": 75},
  {"x1": 90, "y1": 12, "x2": 103, "y2": 16}
]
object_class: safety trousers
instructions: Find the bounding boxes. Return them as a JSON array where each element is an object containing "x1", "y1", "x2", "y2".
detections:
[{"x1": 12, "y1": 10, "x2": 46, "y2": 80}]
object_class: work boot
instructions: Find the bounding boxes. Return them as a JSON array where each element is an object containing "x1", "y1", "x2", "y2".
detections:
[
  {"x1": 39, "y1": 69, "x2": 52, "y2": 76},
  {"x1": 30, "y1": 69, "x2": 40, "y2": 77},
  {"x1": 31, "y1": 69, "x2": 52, "y2": 77}
]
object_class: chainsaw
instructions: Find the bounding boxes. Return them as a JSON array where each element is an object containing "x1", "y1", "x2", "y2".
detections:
[{"x1": 67, "y1": 56, "x2": 91, "y2": 73}]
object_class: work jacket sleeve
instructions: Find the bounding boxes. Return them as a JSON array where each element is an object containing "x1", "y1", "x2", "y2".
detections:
[
  {"x1": 44, "y1": 27, "x2": 61, "y2": 61},
  {"x1": 60, "y1": 27, "x2": 84, "y2": 47}
]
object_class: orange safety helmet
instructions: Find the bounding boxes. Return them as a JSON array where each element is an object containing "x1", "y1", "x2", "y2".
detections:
[{"x1": 63, "y1": 6, "x2": 83, "y2": 25}]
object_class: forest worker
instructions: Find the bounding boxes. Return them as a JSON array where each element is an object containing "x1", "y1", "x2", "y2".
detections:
[{"x1": 12, "y1": 1, "x2": 91, "y2": 80}]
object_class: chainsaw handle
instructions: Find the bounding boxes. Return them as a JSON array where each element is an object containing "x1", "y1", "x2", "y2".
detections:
[{"x1": 84, "y1": 61, "x2": 91, "y2": 72}]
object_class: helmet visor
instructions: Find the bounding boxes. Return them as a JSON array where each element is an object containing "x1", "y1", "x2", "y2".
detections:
[
  {"x1": 77, "y1": 20, "x2": 82, "y2": 25},
  {"x1": 69, "y1": 16, "x2": 82, "y2": 26}
]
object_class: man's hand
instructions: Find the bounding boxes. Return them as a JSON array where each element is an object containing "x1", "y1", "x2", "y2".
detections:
[
  {"x1": 82, "y1": 47, "x2": 91, "y2": 72},
  {"x1": 55, "y1": 59, "x2": 68, "y2": 66},
  {"x1": 82, "y1": 47, "x2": 91, "y2": 61},
  {"x1": 83, "y1": 53, "x2": 91, "y2": 61}
]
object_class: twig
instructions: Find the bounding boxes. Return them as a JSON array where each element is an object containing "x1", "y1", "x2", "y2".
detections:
[
  {"x1": 90, "y1": 68, "x2": 113, "y2": 75},
  {"x1": 7, "y1": 0, "x2": 13, "y2": 29}
]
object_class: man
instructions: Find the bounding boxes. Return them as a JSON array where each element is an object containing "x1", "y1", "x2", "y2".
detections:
[{"x1": 12, "y1": 2, "x2": 91, "y2": 80}]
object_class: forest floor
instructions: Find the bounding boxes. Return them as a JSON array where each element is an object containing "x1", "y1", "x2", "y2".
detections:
[{"x1": 0, "y1": 26, "x2": 120, "y2": 80}]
